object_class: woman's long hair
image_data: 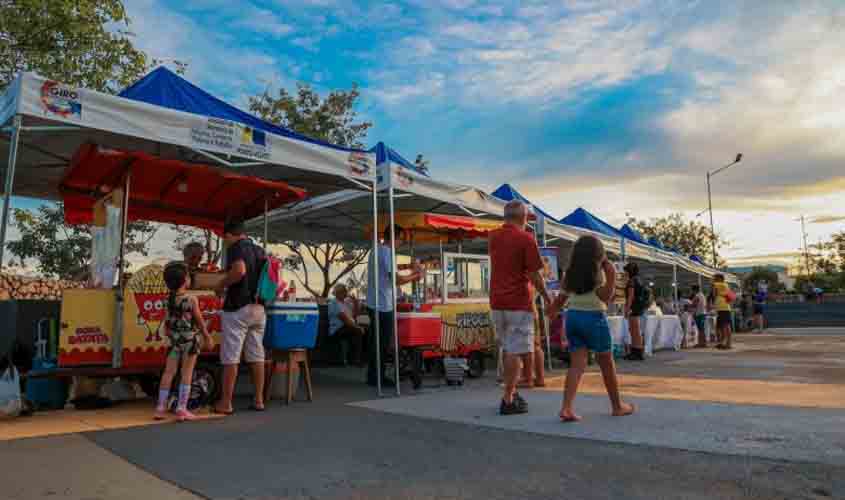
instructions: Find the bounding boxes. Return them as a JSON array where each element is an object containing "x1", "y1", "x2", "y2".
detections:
[{"x1": 563, "y1": 235, "x2": 606, "y2": 295}]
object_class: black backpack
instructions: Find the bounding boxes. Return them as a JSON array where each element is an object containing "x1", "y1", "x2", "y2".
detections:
[{"x1": 632, "y1": 278, "x2": 652, "y2": 310}]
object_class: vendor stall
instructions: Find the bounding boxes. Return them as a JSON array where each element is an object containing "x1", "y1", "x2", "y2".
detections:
[{"x1": 0, "y1": 69, "x2": 380, "y2": 405}]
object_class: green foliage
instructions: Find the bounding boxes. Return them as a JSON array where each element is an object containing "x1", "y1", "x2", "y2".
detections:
[
  {"x1": 631, "y1": 213, "x2": 728, "y2": 267},
  {"x1": 250, "y1": 82, "x2": 372, "y2": 297},
  {"x1": 742, "y1": 267, "x2": 785, "y2": 294},
  {"x1": 0, "y1": 0, "x2": 153, "y2": 93},
  {"x1": 248, "y1": 83, "x2": 372, "y2": 148},
  {"x1": 6, "y1": 203, "x2": 157, "y2": 280}
]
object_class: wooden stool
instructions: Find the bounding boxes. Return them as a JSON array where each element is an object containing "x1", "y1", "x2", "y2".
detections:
[{"x1": 265, "y1": 348, "x2": 313, "y2": 405}]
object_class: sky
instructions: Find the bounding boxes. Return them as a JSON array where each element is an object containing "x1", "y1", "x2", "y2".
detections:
[{"x1": 11, "y1": 0, "x2": 845, "y2": 269}]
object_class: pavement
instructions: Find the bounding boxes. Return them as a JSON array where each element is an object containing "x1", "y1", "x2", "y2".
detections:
[{"x1": 1, "y1": 329, "x2": 844, "y2": 499}]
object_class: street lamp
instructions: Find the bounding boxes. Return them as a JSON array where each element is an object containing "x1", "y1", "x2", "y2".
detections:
[{"x1": 706, "y1": 153, "x2": 743, "y2": 267}]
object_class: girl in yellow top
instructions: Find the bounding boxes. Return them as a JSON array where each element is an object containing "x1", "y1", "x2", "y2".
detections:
[
  {"x1": 548, "y1": 235, "x2": 635, "y2": 422},
  {"x1": 712, "y1": 274, "x2": 733, "y2": 350}
]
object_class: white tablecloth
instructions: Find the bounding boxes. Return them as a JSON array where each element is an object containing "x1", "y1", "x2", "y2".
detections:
[{"x1": 606, "y1": 315, "x2": 684, "y2": 356}]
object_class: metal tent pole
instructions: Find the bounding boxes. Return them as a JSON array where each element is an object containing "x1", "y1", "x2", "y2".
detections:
[
  {"x1": 389, "y1": 185, "x2": 400, "y2": 396},
  {"x1": 372, "y1": 182, "x2": 381, "y2": 396},
  {"x1": 673, "y1": 264, "x2": 679, "y2": 314},
  {"x1": 0, "y1": 115, "x2": 22, "y2": 270},
  {"x1": 263, "y1": 197, "x2": 269, "y2": 250},
  {"x1": 541, "y1": 222, "x2": 552, "y2": 371},
  {"x1": 113, "y1": 170, "x2": 132, "y2": 368}
]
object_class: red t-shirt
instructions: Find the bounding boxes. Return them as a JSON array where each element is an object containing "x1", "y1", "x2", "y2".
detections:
[{"x1": 489, "y1": 223, "x2": 543, "y2": 311}]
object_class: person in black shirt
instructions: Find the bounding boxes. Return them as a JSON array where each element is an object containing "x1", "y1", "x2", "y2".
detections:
[{"x1": 214, "y1": 221, "x2": 267, "y2": 414}]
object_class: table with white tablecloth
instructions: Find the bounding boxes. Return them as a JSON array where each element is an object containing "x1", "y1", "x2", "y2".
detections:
[{"x1": 606, "y1": 315, "x2": 684, "y2": 356}]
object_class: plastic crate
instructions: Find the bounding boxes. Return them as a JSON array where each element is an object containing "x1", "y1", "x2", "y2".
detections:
[
  {"x1": 397, "y1": 313, "x2": 442, "y2": 347},
  {"x1": 264, "y1": 302, "x2": 319, "y2": 349}
]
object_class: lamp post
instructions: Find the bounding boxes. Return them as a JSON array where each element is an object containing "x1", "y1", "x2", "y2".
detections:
[{"x1": 706, "y1": 153, "x2": 743, "y2": 268}]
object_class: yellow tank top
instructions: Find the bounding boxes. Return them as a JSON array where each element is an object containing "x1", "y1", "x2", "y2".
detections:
[
  {"x1": 566, "y1": 271, "x2": 607, "y2": 312},
  {"x1": 713, "y1": 282, "x2": 731, "y2": 312}
]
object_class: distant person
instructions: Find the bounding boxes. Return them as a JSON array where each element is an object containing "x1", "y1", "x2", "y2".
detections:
[
  {"x1": 328, "y1": 284, "x2": 364, "y2": 366},
  {"x1": 752, "y1": 290, "x2": 767, "y2": 333},
  {"x1": 691, "y1": 285, "x2": 708, "y2": 347},
  {"x1": 623, "y1": 262, "x2": 647, "y2": 361},
  {"x1": 155, "y1": 262, "x2": 212, "y2": 422},
  {"x1": 712, "y1": 274, "x2": 733, "y2": 350},
  {"x1": 550, "y1": 235, "x2": 635, "y2": 422},
  {"x1": 489, "y1": 200, "x2": 551, "y2": 415},
  {"x1": 214, "y1": 221, "x2": 267, "y2": 414}
]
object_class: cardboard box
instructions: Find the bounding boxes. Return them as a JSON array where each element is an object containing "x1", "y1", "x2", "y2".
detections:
[{"x1": 191, "y1": 272, "x2": 225, "y2": 291}]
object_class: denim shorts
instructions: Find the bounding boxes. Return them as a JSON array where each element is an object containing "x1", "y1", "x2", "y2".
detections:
[{"x1": 566, "y1": 310, "x2": 612, "y2": 354}]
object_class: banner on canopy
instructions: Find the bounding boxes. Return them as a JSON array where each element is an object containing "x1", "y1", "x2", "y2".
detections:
[{"x1": 8, "y1": 73, "x2": 377, "y2": 182}]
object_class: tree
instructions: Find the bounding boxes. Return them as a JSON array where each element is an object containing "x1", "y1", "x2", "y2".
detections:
[
  {"x1": 0, "y1": 0, "x2": 152, "y2": 93},
  {"x1": 171, "y1": 225, "x2": 222, "y2": 267},
  {"x1": 248, "y1": 83, "x2": 372, "y2": 149},
  {"x1": 631, "y1": 213, "x2": 728, "y2": 267},
  {"x1": 249, "y1": 83, "x2": 373, "y2": 297},
  {"x1": 6, "y1": 203, "x2": 157, "y2": 280},
  {"x1": 742, "y1": 267, "x2": 785, "y2": 294}
]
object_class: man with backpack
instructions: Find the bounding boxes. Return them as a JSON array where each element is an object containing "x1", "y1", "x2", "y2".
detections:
[
  {"x1": 623, "y1": 262, "x2": 649, "y2": 361},
  {"x1": 214, "y1": 221, "x2": 267, "y2": 414}
]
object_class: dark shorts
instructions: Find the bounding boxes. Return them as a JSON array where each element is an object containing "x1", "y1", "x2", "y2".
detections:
[
  {"x1": 753, "y1": 305, "x2": 764, "y2": 315},
  {"x1": 717, "y1": 311, "x2": 732, "y2": 328},
  {"x1": 694, "y1": 314, "x2": 706, "y2": 333},
  {"x1": 566, "y1": 310, "x2": 612, "y2": 354}
]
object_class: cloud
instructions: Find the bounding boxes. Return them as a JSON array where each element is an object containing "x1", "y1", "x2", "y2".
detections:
[
  {"x1": 810, "y1": 215, "x2": 845, "y2": 225},
  {"x1": 231, "y1": 7, "x2": 294, "y2": 38}
]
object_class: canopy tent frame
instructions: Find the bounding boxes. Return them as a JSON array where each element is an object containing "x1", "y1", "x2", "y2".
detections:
[{"x1": 0, "y1": 70, "x2": 380, "y2": 371}]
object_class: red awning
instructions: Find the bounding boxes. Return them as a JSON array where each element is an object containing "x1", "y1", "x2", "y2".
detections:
[{"x1": 61, "y1": 144, "x2": 307, "y2": 231}]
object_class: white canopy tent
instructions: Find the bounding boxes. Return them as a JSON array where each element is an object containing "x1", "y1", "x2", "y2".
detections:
[{"x1": 0, "y1": 70, "x2": 380, "y2": 368}]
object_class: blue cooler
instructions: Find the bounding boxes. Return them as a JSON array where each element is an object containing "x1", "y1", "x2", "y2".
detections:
[{"x1": 264, "y1": 302, "x2": 319, "y2": 349}]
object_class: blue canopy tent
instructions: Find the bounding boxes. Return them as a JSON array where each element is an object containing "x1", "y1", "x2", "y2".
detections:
[
  {"x1": 370, "y1": 142, "x2": 428, "y2": 176},
  {"x1": 560, "y1": 207, "x2": 623, "y2": 239},
  {"x1": 491, "y1": 183, "x2": 557, "y2": 222},
  {"x1": 620, "y1": 223, "x2": 648, "y2": 245},
  {"x1": 117, "y1": 67, "x2": 376, "y2": 197}
]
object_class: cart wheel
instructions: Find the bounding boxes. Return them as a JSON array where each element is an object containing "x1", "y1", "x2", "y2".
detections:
[
  {"x1": 467, "y1": 352, "x2": 485, "y2": 378},
  {"x1": 139, "y1": 374, "x2": 161, "y2": 398},
  {"x1": 190, "y1": 362, "x2": 221, "y2": 408},
  {"x1": 411, "y1": 371, "x2": 423, "y2": 390}
]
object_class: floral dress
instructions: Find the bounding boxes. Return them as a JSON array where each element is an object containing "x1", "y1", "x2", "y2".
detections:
[{"x1": 166, "y1": 294, "x2": 199, "y2": 359}]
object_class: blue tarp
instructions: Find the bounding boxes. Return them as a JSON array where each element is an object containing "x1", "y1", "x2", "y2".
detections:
[
  {"x1": 648, "y1": 237, "x2": 665, "y2": 250},
  {"x1": 119, "y1": 66, "x2": 362, "y2": 153},
  {"x1": 559, "y1": 207, "x2": 622, "y2": 239},
  {"x1": 491, "y1": 184, "x2": 557, "y2": 222},
  {"x1": 619, "y1": 224, "x2": 648, "y2": 244},
  {"x1": 370, "y1": 142, "x2": 428, "y2": 176}
]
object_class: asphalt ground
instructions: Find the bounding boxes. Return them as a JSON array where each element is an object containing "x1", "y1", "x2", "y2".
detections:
[{"x1": 2, "y1": 330, "x2": 844, "y2": 499}]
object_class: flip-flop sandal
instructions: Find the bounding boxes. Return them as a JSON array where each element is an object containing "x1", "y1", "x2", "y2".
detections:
[
  {"x1": 560, "y1": 414, "x2": 581, "y2": 423},
  {"x1": 213, "y1": 407, "x2": 235, "y2": 416},
  {"x1": 248, "y1": 404, "x2": 266, "y2": 412}
]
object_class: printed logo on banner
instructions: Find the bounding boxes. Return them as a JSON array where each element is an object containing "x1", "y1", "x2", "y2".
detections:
[
  {"x1": 347, "y1": 152, "x2": 373, "y2": 176},
  {"x1": 40, "y1": 81, "x2": 82, "y2": 118},
  {"x1": 236, "y1": 124, "x2": 271, "y2": 160}
]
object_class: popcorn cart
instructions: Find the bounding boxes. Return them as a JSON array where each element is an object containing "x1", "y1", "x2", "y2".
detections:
[
  {"x1": 374, "y1": 212, "x2": 501, "y2": 388},
  {"x1": 55, "y1": 144, "x2": 306, "y2": 401}
]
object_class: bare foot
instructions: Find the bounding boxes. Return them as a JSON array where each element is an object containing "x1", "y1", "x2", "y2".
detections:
[
  {"x1": 559, "y1": 409, "x2": 582, "y2": 422},
  {"x1": 612, "y1": 402, "x2": 636, "y2": 417}
]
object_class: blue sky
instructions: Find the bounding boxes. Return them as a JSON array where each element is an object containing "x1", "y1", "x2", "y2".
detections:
[{"x1": 23, "y1": 0, "x2": 845, "y2": 266}]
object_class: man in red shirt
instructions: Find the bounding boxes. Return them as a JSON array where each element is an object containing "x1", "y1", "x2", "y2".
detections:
[{"x1": 489, "y1": 200, "x2": 551, "y2": 415}]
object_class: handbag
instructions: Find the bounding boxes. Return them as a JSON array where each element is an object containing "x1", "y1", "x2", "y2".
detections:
[
  {"x1": 0, "y1": 365, "x2": 22, "y2": 418},
  {"x1": 726, "y1": 290, "x2": 737, "y2": 304}
]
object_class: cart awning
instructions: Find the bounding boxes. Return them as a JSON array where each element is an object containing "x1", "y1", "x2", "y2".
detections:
[
  {"x1": 61, "y1": 144, "x2": 307, "y2": 231},
  {"x1": 369, "y1": 212, "x2": 504, "y2": 243}
]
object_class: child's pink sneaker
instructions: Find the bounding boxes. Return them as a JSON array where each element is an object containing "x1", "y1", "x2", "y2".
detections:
[
  {"x1": 175, "y1": 409, "x2": 197, "y2": 422},
  {"x1": 153, "y1": 408, "x2": 168, "y2": 420}
]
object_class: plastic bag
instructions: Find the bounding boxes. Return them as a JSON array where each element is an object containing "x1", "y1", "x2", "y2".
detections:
[{"x1": 0, "y1": 366, "x2": 22, "y2": 418}]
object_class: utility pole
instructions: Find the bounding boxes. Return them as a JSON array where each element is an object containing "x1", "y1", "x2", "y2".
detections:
[{"x1": 799, "y1": 215, "x2": 811, "y2": 277}]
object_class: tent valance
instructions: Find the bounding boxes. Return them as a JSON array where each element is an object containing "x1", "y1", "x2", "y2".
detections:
[
  {"x1": 61, "y1": 144, "x2": 307, "y2": 231},
  {"x1": 368, "y1": 211, "x2": 503, "y2": 243}
]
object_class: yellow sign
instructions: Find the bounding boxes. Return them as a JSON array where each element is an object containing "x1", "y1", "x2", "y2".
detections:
[{"x1": 431, "y1": 302, "x2": 494, "y2": 353}]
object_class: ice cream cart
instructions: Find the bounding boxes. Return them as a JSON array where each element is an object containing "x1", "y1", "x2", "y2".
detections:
[{"x1": 55, "y1": 144, "x2": 306, "y2": 401}]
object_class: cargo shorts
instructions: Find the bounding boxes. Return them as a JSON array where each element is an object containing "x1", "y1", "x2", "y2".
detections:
[
  {"x1": 221, "y1": 304, "x2": 266, "y2": 364},
  {"x1": 492, "y1": 310, "x2": 534, "y2": 355}
]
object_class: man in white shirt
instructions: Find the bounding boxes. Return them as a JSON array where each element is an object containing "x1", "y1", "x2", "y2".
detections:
[{"x1": 366, "y1": 225, "x2": 421, "y2": 386}]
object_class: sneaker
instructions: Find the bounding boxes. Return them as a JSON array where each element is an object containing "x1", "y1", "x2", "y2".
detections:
[
  {"x1": 500, "y1": 398, "x2": 528, "y2": 415},
  {"x1": 513, "y1": 392, "x2": 528, "y2": 409},
  {"x1": 175, "y1": 409, "x2": 197, "y2": 422}
]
